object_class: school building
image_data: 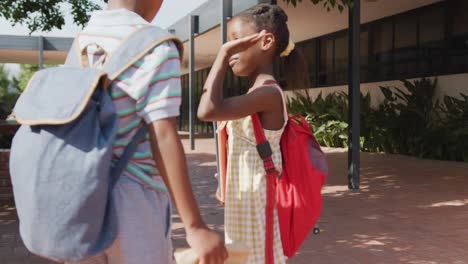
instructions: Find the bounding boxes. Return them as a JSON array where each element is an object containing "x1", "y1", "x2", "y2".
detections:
[
  {"x1": 0, "y1": 0, "x2": 466, "y2": 189},
  {"x1": 1, "y1": 0, "x2": 466, "y2": 132},
  {"x1": 169, "y1": 0, "x2": 468, "y2": 133}
]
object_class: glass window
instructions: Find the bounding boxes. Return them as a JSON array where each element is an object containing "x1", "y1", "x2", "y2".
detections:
[
  {"x1": 373, "y1": 20, "x2": 393, "y2": 54},
  {"x1": 334, "y1": 34, "x2": 348, "y2": 84},
  {"x1": 449, "y1": 0, "x2": 468, "y2": 76},
  {"x1": 452, "y1": 0, "x2": 468, "y2": 36},
  {"x1": 395, "y1": 14, "x2": 417, "y2": 49},
  {"x1": 372, "y1": 20, "x2": 393, "y2": 80},
  {"x1": 419, "y1": 6, "x2": 445, "y2": 45},
  {"x1": 299, "y1": 40, "x2": 317, "y2": 87},
  {"x1": 360, "y1": 30, "x2": 369, "y2": 82},
  {"x1": 419, "y1": 6, "x2": 446, "y2": 75},
  {"x1": 448, "y1": 0, "x2": 468, "y2": 74},
  {"x1": 318, "y1": 38, "x2": 334, "y2": 86},
  {"x1": 394, "y1": 14, "x2": 418, "y2": 78}
]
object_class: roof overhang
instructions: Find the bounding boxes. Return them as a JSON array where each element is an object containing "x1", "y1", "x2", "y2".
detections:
[
  {"x1": 0, "y1": 35, "x2": 73, "y2": 64},
  {"x1": 168, "y1": 0, "x2": 442, "y2": 73}
]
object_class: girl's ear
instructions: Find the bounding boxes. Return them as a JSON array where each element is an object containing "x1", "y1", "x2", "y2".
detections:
[{"x1": 261, "y1": 33, "x2": 276, "y2": 52}]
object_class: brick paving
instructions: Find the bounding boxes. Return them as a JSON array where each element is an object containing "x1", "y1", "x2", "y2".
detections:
[{"x1": 1, "y1": 138, "x2": 467, "y2": 263}]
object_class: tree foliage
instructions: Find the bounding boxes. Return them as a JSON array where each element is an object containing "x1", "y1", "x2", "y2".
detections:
[
  {"x1": 0, "y1": 0, "x2": 102, "y2": 32},
  {"x1": 0, "y1": 65, "x2": 20, "y2": 119},
  {"x1": 16, "y1": 64, "x2": 40, "y2": 92},
  {"x1": 282, "y1": 0, "x2": 353, "y2": 12}
]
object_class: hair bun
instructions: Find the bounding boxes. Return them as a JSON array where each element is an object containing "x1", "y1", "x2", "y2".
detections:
[
  {"x1": 251, "y1": 4, "x2": 271, "y2": 15},
  {"x1": 272, "y1": 5, "x2": 288, "y2": 23},
  {"x1": 251, "y1": 4, "x2": 288, "y2": 24}
]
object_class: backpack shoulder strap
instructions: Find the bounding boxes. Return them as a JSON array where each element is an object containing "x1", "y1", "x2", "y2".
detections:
[
  {"x1": 64, "y1": 26, "x2": 183, "y2": 79},
  {"x1": 110, "y1": 125, "x2": 147, "y2": 186},
  {"x1": 251, "y1": 114, "x2": 277, "y2": 174},
  {"x1": 102, "y1": 26, "x2": 183, "y2": 81},
  {"x1": 215, "y1": 121, "x2": 228, "y2": 205},
  {"x1": 251, "y1": 113, "x2": 277, "y2": 264}
]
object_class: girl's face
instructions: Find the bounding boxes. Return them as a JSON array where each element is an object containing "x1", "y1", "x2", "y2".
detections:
[{"x1": 227, "y1": 18, "x2": 263, "y2": 77}]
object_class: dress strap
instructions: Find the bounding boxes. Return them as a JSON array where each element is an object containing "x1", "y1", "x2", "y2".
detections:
[{"x1": 263, "y1": 80, "x2": 289, "y2": 127}]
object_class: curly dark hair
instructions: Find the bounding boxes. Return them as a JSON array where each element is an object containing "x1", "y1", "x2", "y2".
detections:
[
  {"x1": 237, "y1": 4, "x2": 308, "y2": 89},
  {"x1": 238, "y1": 4, "x2": 290, "y2": 56}
]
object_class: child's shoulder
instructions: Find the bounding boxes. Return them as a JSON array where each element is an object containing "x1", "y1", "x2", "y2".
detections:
[{"x1": 79, "y1": 9, "x2": 179, "y2": 51}]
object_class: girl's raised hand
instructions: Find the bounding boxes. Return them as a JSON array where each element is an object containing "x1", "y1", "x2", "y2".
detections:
[{"x1": 221, "y1": 30, "x2": 267, "y2": 57}]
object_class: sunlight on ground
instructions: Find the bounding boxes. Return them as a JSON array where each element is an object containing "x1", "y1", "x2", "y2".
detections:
[
  {"x1": 336, "y1": 233, "x2": 400, "y2": 250},
  {"x1": 362, "y1": 214, "x2": 383, "y2": 220},
  {"x1": 419, "y1": 199, "x2": 468, "y2": 208},
  {"x1": 363, "y1": 240, "x2": 385, "y2": 246},
  {"x1": 0, "y1": 211, "x2": 11, "y2": 217},
  {"x1": 321, "y1": 184, "x2": 369, "y2": 197},
  {"x1": 198, "y1": 162, "x2": 216, "y2": 166},
  {"x1": 408, "y1": 261, "x2": 438, "y2": 264},
  {"x1": 373, "y1": 175, "x2": 394, "y2": 180},
  {"x1": 322, "y1": 147, "x2": 347, "y2": 153},
  {"x1": 322, "y1": 185, "x2": 349, "y2": 194},
  {"x1": 351, "y1": 234, "x2": 396, "y2": 249}
]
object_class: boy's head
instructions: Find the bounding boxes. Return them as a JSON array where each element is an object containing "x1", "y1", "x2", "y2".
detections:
[
  {"x1": 227, "y1": 4, "x2": 290, "y2": 77},
  {"x1": 106, "y1": 0, "x2": 164, "y2": 22}
]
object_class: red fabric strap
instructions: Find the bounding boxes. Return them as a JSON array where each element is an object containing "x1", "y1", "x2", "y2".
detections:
[
  {"x1": 251, "y1": 113, "x2": 277, "y2": 264},
  {"x1": 251, "y1": 113, "x2": 267, "y2": 143}
]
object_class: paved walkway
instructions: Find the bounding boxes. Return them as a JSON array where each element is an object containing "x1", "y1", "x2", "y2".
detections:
[{"x1": 1, "y1": 138, "x2": 468, "y2": 263}]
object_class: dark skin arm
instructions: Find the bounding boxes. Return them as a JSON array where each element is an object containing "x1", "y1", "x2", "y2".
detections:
[
  {"x1": 148, "y1": 118, "x2": 228, "y2": 264},
  {"x1": 197, "y1": 32, "x2": 284, "y2": 129}
]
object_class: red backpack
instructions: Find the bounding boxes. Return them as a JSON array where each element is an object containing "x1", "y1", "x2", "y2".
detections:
[
  {"x1": 215, "y1": 85, "x2": 327, "y2": 262},
  {"x1": 251, "y1": 112, "x2": 327, "y2": 261}
]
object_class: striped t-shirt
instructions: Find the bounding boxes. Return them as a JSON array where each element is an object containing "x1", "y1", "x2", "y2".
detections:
[{"x1": 77, "y1": 9, "x2": 182, "y2": 188}]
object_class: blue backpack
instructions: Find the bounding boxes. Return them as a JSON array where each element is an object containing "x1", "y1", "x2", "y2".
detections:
[{"x1": 9, "y1": 26, "x2": 182, "y2": 262}]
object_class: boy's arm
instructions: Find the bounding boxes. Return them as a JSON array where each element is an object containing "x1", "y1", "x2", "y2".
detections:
[
  {"x1": 135, "y1": 40, "x2": 226, "y2": 263},
  {"x1": 148, "y1": 117, "x2": 227, "y2": 264}
]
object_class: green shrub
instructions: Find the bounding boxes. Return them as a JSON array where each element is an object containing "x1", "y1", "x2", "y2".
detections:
[
  {"x1": 306, "y1": 114, "x2": 348, "y2": 147},
  {"x1": 376, "y1": 78, "x2": 441, "y2": 156},
  {"x1": 438, "y1": 93, "x2": 468, "y2": 161},
  {"x1": 288, "y1": 78, "x2": 468, "y2": 162}
]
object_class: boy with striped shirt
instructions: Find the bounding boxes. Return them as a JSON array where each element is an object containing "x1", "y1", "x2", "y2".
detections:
[{"x1": 68, "y1": 0, "x2": 227, "y2": 263}]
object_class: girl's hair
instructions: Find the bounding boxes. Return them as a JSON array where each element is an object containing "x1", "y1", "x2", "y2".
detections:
[{"x1": 237, "y1": 4, "x2": 309, "y2": 90}]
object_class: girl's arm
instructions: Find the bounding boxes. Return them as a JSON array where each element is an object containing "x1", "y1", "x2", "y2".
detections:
[{"x1": 197, "y1": 32, "x2": 281, "y2": 121}]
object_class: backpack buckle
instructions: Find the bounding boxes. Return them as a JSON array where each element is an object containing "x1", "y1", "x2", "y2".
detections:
[
  {"x1": 256, "y1": 142, "x2": 280, "y2": 178},
  {"x1": 256, "y1": 141, "x2": 273, "y2": 159},
  {"x1": 262, "y1": 156, "x2": 281, "y2": 178}
]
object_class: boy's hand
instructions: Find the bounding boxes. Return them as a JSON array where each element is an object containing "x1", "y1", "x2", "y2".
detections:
[{"x1": 186, "y1": 226, "x2": 228, "y2": 264}]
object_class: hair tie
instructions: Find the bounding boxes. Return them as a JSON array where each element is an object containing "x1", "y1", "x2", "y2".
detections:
[{"x1": 280, "y1": 40, "x2": 295, "y2": 58}]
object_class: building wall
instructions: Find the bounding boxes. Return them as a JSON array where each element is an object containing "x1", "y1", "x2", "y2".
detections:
[
  {"x1": 177, "y1": 0, "x2": 468, "y2": 131},
  {"x1": 279, "y1": 0, "x2": 442, "y2": 43},
  {"x1": 286, "y1": 0, "x2": 468, "y2": 89},
  {"x1": 285, "y1": 73, "x2": 468, "y2": 108}
]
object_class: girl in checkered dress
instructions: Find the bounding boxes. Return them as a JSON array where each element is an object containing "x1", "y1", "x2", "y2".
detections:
[{"x1": 198, "y1": 4, "x2": 308, "y2": 264}]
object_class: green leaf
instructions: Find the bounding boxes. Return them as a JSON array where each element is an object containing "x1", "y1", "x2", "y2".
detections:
[{"x1": 0, "y1": 0, "x2": 103, "y2": 33}]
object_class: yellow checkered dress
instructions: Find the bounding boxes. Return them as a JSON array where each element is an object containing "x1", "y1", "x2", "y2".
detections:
[{"x1": 224, "y1": 115, "x2": 286, "y2": 264}]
